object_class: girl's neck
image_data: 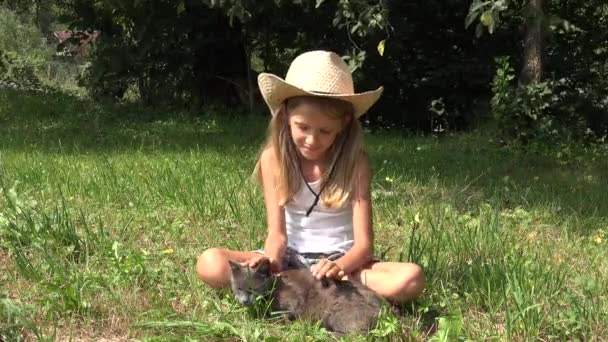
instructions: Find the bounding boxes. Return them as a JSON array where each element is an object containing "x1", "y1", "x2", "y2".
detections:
[{"x1": 298, "y1": 156, "x2": 329, "y2": 183}]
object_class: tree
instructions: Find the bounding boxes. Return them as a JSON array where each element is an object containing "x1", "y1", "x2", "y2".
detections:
[
  {"x1": 520, "y1": 0, "x2": 545, "y2": 84},
  {"x1": 8, "y1": 0, "x2": 602, "y2": 136},
  {"x1": 57, "y1": 0, "x2": 389, "y2": 110},
  {"x1": 1, "y1": 0, "x2": 61, "y2": 33},
  {"x1": 467, "y1": 0, "x2": 608, "y2": 140},
  {"x1": 466, "y1": 0, "x2": 548, "y2": 84}
]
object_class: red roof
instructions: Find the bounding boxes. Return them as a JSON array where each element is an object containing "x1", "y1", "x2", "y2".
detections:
[{"x1": 53, "y1": 30, "x2": 100, "y2": 44}]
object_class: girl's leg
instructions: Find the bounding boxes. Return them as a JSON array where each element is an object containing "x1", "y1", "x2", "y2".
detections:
[
  {"x1": 351, "y1": 261, "x2": 425, "y2": 303},
  {"x1": 196, "y1": 248, "x2": 262, "y2": 289}
]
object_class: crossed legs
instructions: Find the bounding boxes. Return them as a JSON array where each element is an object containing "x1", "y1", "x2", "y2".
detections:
[{"x1": 197, "y1": 248, "x2": 425, "y2": 303}]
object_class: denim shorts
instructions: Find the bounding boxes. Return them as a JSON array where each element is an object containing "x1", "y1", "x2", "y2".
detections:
[{"x1": 254, "y1": 246, "x2": 345, "y2": 270}]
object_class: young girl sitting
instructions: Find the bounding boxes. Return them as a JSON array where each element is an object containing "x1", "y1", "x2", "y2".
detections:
[{"x1": 197, "y1": 50, "x2": 425, "y2": 303}]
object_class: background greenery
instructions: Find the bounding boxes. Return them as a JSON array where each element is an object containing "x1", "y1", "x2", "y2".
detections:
[{"x1": 1, "y1": 0, "x2": 607, "y2": 140}]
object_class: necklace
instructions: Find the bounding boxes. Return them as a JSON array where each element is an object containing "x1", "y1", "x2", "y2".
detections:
[{"x1": 297, "y1": 138, "x2": 347, "y2": 217}]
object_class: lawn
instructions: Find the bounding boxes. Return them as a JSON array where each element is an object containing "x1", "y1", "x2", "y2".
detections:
[{"x1": 1, "y1": 89, "x2": 607, "y2": 341}]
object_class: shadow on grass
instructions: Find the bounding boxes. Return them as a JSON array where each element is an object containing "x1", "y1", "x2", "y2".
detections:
[
  {"x1": 2, "y1": 88, "x2": 607, "y2": 224},
  {"x1": 367, "y1": 131, "x2": 608, "y2": 223},
  {"x1": 0, "y1": 88, "x2": 267, "y2": 154}
]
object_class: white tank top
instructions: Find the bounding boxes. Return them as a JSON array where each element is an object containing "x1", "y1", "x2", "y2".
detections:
[{"x1": 284, "y1": 179, "x2": 354, "y2": 253}]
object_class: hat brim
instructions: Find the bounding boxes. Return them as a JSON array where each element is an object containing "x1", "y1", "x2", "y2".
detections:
[{"x1": 258, "y1": 73, "x2": 383, "y2": 118}]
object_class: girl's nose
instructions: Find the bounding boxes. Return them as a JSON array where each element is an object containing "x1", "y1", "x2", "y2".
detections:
[{"x1": 306, "y1": 133, "x2": 318, "y2": 145}]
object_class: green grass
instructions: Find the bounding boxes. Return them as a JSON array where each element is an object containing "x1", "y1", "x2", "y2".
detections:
[{"x1": 1, "y1": 88, "x2": 607, "y2": 341}]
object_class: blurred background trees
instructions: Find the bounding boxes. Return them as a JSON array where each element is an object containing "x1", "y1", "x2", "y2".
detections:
[{"x1": 1, "y1": 0, "x2": 606, "y2": 142}]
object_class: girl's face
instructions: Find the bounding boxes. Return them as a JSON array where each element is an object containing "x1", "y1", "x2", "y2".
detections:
[{"x1": 288, "y1": 101, "x2": 345, "y2": 162}]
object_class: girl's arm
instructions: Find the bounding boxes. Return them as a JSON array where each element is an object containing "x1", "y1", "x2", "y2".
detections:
[
  {"x1": 333, "y1": 153, "x2": 374, "y2": 274},
  {"x1": 259, "y1": 147, "x2": 288, "y2": 271}
]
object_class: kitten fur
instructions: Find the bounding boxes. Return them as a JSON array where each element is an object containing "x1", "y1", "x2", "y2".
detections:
[{"x1": 229, "y1": 259, "x2": 385, "y2": 336}]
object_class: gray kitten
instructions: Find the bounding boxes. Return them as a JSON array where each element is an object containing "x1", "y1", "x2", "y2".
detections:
[{"x1": 228, "y1": 259, "x2": 385, "y2": 336}]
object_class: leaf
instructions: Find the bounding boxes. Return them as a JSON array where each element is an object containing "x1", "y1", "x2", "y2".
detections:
[
  {"x1": 480, "y1": 10, "x2": 494, "y2": 27},
  {"x1": 465, "y1": 11, "x2": 480, "y2": 28},
  {"x1": 475, "y1": 23, "x2": 484, "y2": 38},
  {"x1": 112, "y1": 241, "x2": 121, "y2": 260},
  {"x1": 315, "y1": 0, "x2": 326, "y2": 8},
  {"x1": 7, "y1": 182, "x2": 18, "y2": 210},
  {"x1": 470, "y1": 0, "x2": 492, "y2": 13},
  {"x1": 377, "y1": 39, "x2": 385, "y2": 56},
  {"x1": 177, "y1": 1, "x2": 185, "y2": 15},
  {"x1": 437, "y1": 310, "x2": 463, "y2": 338},
  {"x1": 350, "y1": 21, "x2": 362, "y2": 34}
]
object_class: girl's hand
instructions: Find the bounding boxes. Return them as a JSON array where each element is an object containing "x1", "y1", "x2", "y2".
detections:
[
  {"x1": 244, "y1": 255, "x2": 282, "y2": 274},
  {"x1": 311, "y1": 259, "x2": 345, "y2": 280}
]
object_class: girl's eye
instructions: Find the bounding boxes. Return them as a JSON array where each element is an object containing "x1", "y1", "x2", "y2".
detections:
[{"x1": 320, "y1": 129, "x2": 332, "y2": 135}]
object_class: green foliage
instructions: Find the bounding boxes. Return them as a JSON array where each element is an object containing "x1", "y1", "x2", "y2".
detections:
[
  {"x1": 0, "y1": 5, "x2": 49, "y2": 81},
  {"x1": 0, "y1": 6, "x2": 50, "y2": 63},
  {"x1": 490, "y1": 56, "x2": 556, "y2": 142},
  {"x1": 331, "y1": 0, "x2": 387, "y2": 40},
  {"x1": 467, "y1": 0, "x2": 608, "y2": 140},
  {"x1": 547, "y1": 1, "x2": 608, "y2": 138},
  {"x1": 1, "y1": 296, "x2": 50, "y2": 341},
  {"x1": 62, "y1": 0, "x2": 254, "y2": 107},
  {"x1": 0, "y1": 5, "x2": 74, "y2": 94},
  {"x1": 207, "y1": 0, "x2": 387, "y2": 48},
  {"x1": 47, "y1": 1, "x2": 383, "y2": 112},
  {"x1": 0, "y1": 0, "x2": 63, "y2": 34},
  {"x1": 3, "y1": 0, "x2": 607, "y2": 136},
  {"x1": 465, "y1": 0, "x2": 510, "y2": 36},
  {"x1": 57, "y1": 0, "x2": 389, "y2": 109},
  {"x1": 0, "y1": 52, "x2": 51, "y2": 93},
  {"x1": 370, "y1": 305, "x2": 400, "y2": 338},
  {"x1": 490, "y1": 55, "x2": 607, "y2": 144},
  {"x1": 362, "y1": 1, "x2": 516, "y2": 130},
  {"x1": 429, "y1": 310, "x2": 463, "y2": 341},
  {"x1": 1, "y1": 183, "x2": 105, "y2": 317}
]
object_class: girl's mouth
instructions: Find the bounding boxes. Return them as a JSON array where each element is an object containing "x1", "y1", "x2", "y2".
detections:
[{"x1": 303, "y1": 146, "x2": 320, "y2": 153}]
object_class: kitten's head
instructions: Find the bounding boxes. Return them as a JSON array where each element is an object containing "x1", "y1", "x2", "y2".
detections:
[{"x1": 228, "y1": 259, "x2": 274, "y2": 307}]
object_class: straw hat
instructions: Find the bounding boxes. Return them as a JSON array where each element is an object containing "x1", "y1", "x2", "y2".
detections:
[{"x1": 257, "y1": 50, "x2": 383, "y2": 118}]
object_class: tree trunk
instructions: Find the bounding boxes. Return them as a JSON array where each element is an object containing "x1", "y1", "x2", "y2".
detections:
[
  {"x1": 520, "y1": 0, "x2": 545, "y2": 84},
  {"x1": 244, "y1": 43, "x2": 254, "y2": 114}
]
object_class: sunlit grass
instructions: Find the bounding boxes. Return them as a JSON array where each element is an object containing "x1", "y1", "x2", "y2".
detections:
[{"x1": 1, "y1": 89, "x2": 607, "y2": 340}]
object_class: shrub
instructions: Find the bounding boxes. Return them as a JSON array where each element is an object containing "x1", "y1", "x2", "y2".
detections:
[
  {"x1": 490, "y1": 56, "x2": 606, "y2": 144},
  {"x1": 0, "y1": 7, "x2": 54, "y2": 93}
]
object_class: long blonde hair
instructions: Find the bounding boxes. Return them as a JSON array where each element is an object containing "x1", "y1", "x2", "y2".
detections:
[{"x1": 254, "y1": 96, "x2": 365, "y2": 208}]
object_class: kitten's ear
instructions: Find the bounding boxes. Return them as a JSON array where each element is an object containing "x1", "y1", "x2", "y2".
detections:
[
  {"x1": 255, "y1": 258, "x2": 271, "y2": 276},
  {"x1": 228, "y1": 260, "x2": 241, "y2": 274}
]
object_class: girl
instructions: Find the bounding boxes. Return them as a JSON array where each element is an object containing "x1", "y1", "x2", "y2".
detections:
[{"x1": 197, "y1": 50, "x2": 425, "y2": 303}]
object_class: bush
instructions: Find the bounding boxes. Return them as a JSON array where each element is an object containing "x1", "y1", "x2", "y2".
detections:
[
  {"x1": 491, "y1": 57, "x2": 555, "y2": 142},
  {"x1": 0, "y1": 7, "x2": 88, "y2": 94},
  {"x1": 0, "y1": 7, "x2": 55, "y2": 93},
  {"x1": 0, "y1": 52, "x2": 44, "y2": 91},
  {"x1": 0, "y1": 7, "x2": 50, "y2": 67},
  {"x1": 490, "y1": 56, "x2": 607, "y2": 144}
]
